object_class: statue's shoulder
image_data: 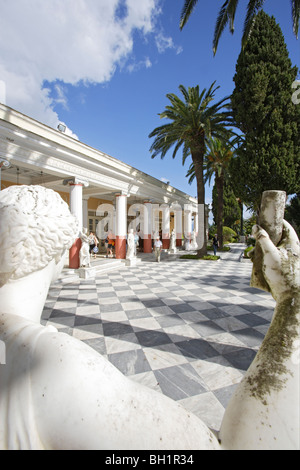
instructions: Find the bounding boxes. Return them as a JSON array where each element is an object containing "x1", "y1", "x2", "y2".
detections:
[{"x1": 0, "y1": 313, "x2": 57, "y2": 349}]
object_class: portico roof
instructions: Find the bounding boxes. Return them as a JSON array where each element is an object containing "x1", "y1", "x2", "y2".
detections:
[{"x1": 0, "y1": 103, "x2": 197, "y2": 208}]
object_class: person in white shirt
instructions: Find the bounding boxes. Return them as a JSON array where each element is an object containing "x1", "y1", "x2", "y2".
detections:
[{"x1": 154, "y1": 236, "x2": 163, "y2": 262}]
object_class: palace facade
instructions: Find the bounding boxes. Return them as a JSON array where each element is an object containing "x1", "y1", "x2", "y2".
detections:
[{"x1": 0, "y1": 103, "x2": 203, "y2": 268}]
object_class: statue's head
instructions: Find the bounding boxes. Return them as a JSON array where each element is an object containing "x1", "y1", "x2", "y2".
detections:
[{"x1": 0, "y1": 185, "x2": 78, "y2": 287}]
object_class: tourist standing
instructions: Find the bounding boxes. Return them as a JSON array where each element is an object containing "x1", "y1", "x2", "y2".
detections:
[
  {"x1": 212, "y1": 234, "x2": 219, "y2": 256},
  {"x1": 89, "y1": 232, "x2": 98, "y2": 259},
  {"x1": 154, "y1": 236, "x2": 163, "y2": 262}
]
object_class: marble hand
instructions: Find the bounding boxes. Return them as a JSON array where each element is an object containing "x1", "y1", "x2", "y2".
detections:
[{"x1": 252, "y1": 220, "x2": 300, "y2": 301}]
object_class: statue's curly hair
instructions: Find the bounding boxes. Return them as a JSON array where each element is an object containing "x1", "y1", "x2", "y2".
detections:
[{"x1": 0, "y1": 185, "x2": 78, "y2": 286}]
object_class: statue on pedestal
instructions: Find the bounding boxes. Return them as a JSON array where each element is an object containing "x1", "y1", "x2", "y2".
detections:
[
  {"x1": 169, "y1": 229, "x2": 176, "y2": 253},
  {"x1": 190, "y1": 230, "x2": 198, "y2": 250},
  {"x1": 79, "y1": 228, "x2": 91, "y2": 268},
  {"x1": 126, "y1": 229, "x2": 135, "y2": 260}
]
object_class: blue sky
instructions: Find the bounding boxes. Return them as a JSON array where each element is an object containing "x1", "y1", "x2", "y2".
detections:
[{"x1": 0, "y1": 0, "x2": 299, "y2": 212}]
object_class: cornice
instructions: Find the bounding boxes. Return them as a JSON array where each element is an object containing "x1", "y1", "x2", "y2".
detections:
[{"x1": 0, "y1": 103, "x2": 197, "y2": 206}]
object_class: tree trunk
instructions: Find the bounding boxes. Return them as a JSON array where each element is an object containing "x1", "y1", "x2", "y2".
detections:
[
  {"x1": 192, "y1": 150, "x2": 207, "y2": 257},
  {"x1": 216, "y1": 173, "x2": 224, "y2": 249},
  {"x1": 238, "y1": 199, "x2": 244, "y2": 236}
]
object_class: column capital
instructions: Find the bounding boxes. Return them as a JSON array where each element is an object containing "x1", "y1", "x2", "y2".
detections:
[
  {"x1": 0, "y1": 158, "x2": 11, "y2": 169},
  {"x1": 113, "y1": 191, "x2": 129, "y2": 197},
  {"x1": 63, "y1": 177, "x2": 89, "y2": 188},
  {"x1": 170, "y1": 200, "x2": 182, "y2": 209}
]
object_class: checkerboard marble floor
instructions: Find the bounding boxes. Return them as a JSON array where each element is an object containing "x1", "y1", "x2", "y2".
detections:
[{"x1": 41, "y1": 244, "x2": 275, "y2": 432}]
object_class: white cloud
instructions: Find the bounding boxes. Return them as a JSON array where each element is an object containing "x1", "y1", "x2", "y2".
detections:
[
  {"x1": 155, "y1": 32, "x2": 183, "y2": 55},
  {"x1": 0, "y1": 0, "x2": 161, "y2": 133},
  {"x1": 53, "y1": 84, "x2": 69, "y2": 111},
  {"x1": 127, "y1": 57, "x2": 152, "y2": 73}
]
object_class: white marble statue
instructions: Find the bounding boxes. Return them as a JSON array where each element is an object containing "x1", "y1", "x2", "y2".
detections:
[
  {"x1": 79, "y1": 228, "x2": 91, "y2": 267},
  {"x1": 0, "y1": 185, "x2": 217, "y2": 450},
  {"x1": 0, "y1": 186, "x2": 299, "y2": 450},
  {"x1": 220, "y1": 219, "x2": 300, "y2": 449},
  {"x1": 169, "y1": 229, "x2": 176, "y2": 252},
  {"x1": 184, "y1": 236, "x2": 191, "y2": 251},
  {"x1": 190, "y1": 230, "x2": 198, "y2": 250},
  {"x1": 126, "y1": 228, "x2": 135, "y2": 260},
  {"x1": 219, "y1": 191, "x2": 300, "y2": 450}
]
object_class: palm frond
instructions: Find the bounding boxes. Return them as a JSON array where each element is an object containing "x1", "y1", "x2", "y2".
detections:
[
  {"x1": 181, "y1": 0, "x2": 299, "y2": 53},
  {"x1": 172, "y1": 140, "x2": 185, "y2": 159},
  {"x1": 213, "y1": 1, "x2": 238, "y2": 55},
  {"x1": 185, "y1": 162, "x2": 196, "y2": 184},
  {"x1": 178, "y1": 84, "x2": 190, "y2": 104},
  {"x1": 241, "y1": 0, "x2": 265, "y2": 49},
  {"x1": 228, "y1": 0, "x2": 239, "y2": 32},
  {"x1": 182, "y1": 143, "x2": 191, "y2": 165},
  {"x1": 180, "y1": 0, "x2": 199, "y2": 30},
  {"x1": 292, "y1": 0, "x2": 300, "y2": 38}
]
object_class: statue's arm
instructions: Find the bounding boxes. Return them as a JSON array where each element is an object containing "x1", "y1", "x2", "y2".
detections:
[
  {"x1": 219, "y1": 220, "x2": 300, "y2": 450},
  {"x1": 31, "y1": 328, "x2": 219, "y2": 450},
  {"x1": 32, "y1": 330, "x2": 131, "y2": 449}
]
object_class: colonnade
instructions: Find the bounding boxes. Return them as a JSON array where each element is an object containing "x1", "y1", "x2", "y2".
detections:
[{"x1": 65, "y1": 177, "x2": 198, "y2": 269}]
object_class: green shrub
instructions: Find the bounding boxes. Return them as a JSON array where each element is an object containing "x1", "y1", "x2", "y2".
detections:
[
  {"x1": 180, "y1": 254, "x2": 220, "y2": 261},
  {"x1": 223, "y1": 226, "x2": 238, "y2": 243},
  {"x1": 209, "y1": 226, "x2": 238, "y2": 244},
  {"x1": 244, "y1": 246, "x2": 254, "y2": 258},
  {"x1": 207, "y1": 244, "x2": 230, "y2": 252}
]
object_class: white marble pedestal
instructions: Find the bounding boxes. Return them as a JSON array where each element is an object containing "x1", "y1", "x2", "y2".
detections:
[
  {"x1": 78, "y1": 267, "x2": 96, "y2": 279},
  {"x1": 125, "y1": 258, "x2": 141, "y2": 267}
]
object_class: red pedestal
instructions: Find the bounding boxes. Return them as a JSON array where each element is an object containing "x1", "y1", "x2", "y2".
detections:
[
  {"x1": 143, "y1": 235, "x2": 152, "y2": 253},
  {"x1": 69, "y1": 238, "x2": 82, "y2": 269},
  {"x1": 162, "y1": 238, "x2": 170, "y2": 250},
  {"x1": 115, "y1": 236, "x2": 126, "y2": 259}
]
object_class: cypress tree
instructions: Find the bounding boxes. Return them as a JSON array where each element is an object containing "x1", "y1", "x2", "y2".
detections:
[
  {"x1": 285, "y1": 193, "x2": 300, "y2": 236},
  {"x1": 212, "y1": 181, "x2": 240, "y2": 231},
  {"x1": 230, "y1": 11, "x2": 300, "y2": 210}
]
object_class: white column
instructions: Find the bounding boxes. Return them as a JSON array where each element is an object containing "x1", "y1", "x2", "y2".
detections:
[
  {"x1": 161, "y1": 204, "x2": 170, "y2": 249},
  {"x1": 184, "y1": 205, "x2": 192, "y2": 250},
  {"x1": 115, "y1": 193, "x2": 127, "y2": 259},
  {"x1": 197, "y1": 204, "x2": 205, "y2": 251},
  {"x1": 63, "y1": 177, "x2": 89, "y2": 268},
  {"x1": 70, "y1": 183, "x2": 83, "y2": 233},
  {"x1": 171, "y1": 202, "x2": 182, "y2": 246},
  {"x1": 82, "y1": 196, "x2": 89, "y2": 231},
  {"x1": 184, "y1": 205, "x2": 192, "y2": 237},
  {"x1": 63, "y1": 177, "x2": 89, "y2": 233},
  {"x1": 152, "y1": 204, "x2": 160, "y2": 238},
  {"x1": 143, "y1": 201, "x2": 152, "y2": 253}
]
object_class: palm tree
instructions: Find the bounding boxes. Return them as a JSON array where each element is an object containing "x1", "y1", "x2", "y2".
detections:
[
  {"x1": 149, "y1": 82, "x2": 233, "y2": 257},
  {"x1": 186, "y1": 137, "x2": 236, "y2": 249},
  {"x1": 180, "y1": 0, "x2": 300, "y2": 54}
]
